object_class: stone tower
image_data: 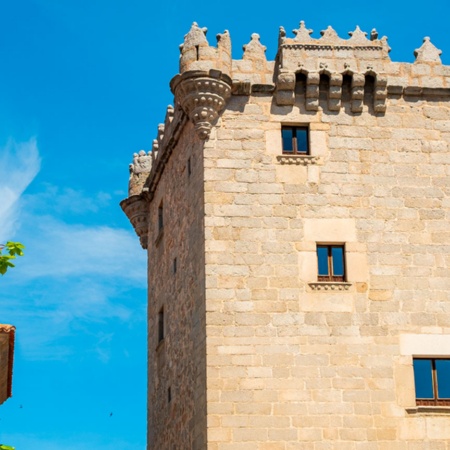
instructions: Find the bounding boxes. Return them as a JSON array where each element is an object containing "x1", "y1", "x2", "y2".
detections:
[{"x1": 121, "y1": 21, "x2": 450, "y2": 449}]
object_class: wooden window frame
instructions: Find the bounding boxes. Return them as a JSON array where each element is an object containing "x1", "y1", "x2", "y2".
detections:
[
  {"x1": 282, "y1": 126, "x2": 309, "y2": 155},
  {"x1": 317, "y1": 244, "x2": 346, "y2": 282},
  {"x1": 414, "y1": 358, "x2": 450, "y2": 406}
]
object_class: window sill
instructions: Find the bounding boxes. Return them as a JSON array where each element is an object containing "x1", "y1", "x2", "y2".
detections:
[
  {"x1": 308, "y1": 282, "x2": 352, "y2": 291},
  {"x1": 277, "y1": 155, "x2": 323, "y2": 165},
  {"x1": 406, "y1": 406, "x2": 450, "y2": 415}
]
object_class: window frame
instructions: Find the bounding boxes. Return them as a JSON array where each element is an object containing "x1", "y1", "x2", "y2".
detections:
[
  {"x1": 316, "y1": 244, "x2": 346, "y2": 282},
  {"x1": 281, "y1": 126, "x2": 310, "y2": 156},
  {"x1": 413, "y1": 357, "x2": 450, "y2": 406}
]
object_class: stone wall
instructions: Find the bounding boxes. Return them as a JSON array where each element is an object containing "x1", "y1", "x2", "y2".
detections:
[
  {"x1": 202, "y1": 87, "x2": 450, "y2": 449},
  {"x1": 146, "y1": 121, "x2": 207, "y2": 449},
  {"x1": 121, "y1": 21, "x2": 450, "y2": 450}
]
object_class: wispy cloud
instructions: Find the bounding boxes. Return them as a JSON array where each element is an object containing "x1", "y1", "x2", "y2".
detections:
[
  {"x1": 0, "y1": 141, "x2": 147, "y2": 361},
  {"x1": 15, "y1": 214, "x2": 146, "y2": 282},
  {"x1": 0, "y1": 138, "x2": 41, "y2": 242},
  {"x1": 24, "y1": 184, "x2": 112, "y2": 216}
]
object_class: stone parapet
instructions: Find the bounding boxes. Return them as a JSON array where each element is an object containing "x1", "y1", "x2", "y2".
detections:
[{"x1": 122, "y1": 19, "x2": 450, "y2": 241}]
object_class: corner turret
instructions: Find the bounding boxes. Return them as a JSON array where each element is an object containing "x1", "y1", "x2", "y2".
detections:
[{"x1": 170, "y1": 23, "x2": 232, "y2": 140}]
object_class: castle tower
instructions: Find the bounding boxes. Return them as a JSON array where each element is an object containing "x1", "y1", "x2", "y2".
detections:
[{"x1": 121, "y1": 22, "x2": 450, "y2": 449}]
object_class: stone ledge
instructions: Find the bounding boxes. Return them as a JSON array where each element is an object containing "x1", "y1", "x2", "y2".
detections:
[
  {"x1": 308, "y1": 282, "x2": 352, "y2": 291},
  {"x1": 277, "y1": 155, "x2": 323, "y2": 165},
  {"x1": 406, "y1": 406, "x2": 450, "y2": 415}
]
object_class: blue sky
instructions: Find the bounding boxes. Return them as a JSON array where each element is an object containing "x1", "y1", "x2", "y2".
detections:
[{"x1": 0, "y1": 0, "x2": 448, "y2": 448}]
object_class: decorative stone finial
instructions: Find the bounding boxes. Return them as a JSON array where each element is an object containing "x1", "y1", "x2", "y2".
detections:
[
  {"x1": 217, "y1": 30, "x2": 231, "y2": 54},
  {"x1": 293, "y1": 21, "x2": 313, "y2": 41},
  {"x1": 180, "y1": 22, "x2": 208, "y2": 52},
  {"x1": 128, "y1": 150, "x2": 152, "y2": 196},
  {"x1": 320, "y1": 26, "x2": 342, "y2": 44},
  {"x1": 348, "y1": 26, "x2": 369, "y2": 44},
  {"x1": 278, "y1": 26, "x2": 286, "y2": 47},
  {"x1": 243, "y1": 33, "x2": 267, "y2": 60},
  {"x1": 371, "y1": 29, "x2": 379, "y2": 41},
  {"x1": 178, "y1": 23, "x2": 232, "y2": 76},
  {"x1": 414, "y1": 37, "x2": 442, "y2": 63}
]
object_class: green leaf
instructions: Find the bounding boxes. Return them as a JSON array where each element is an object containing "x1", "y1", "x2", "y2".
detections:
[
  {"x1": 0, "y1": 241, "x2": 24, "y2": 276},
  {"x1": 6, "y1": 242, "x2": 25, "y2": 257}
]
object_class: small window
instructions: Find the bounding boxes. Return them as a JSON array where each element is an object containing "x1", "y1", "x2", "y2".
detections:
[
  {"x1": 158, "y1": 308, "x2": 164, "y2": 343},
  {"x1": 158, "y1": 202, "x2": 164, "y2": 232},
  {"x1": 187, "y1": 157, "x2": 192, "y2": 177},
  {"x1": 317, "y1": 244, "x2": 345, "y2": 282},
  {"x1": 282, "y1": 126, "x2": 309, "y2": 155},
  {"x1": 173, "y1": 257, "x2": 177, "y2": 274},
  {"x1": 413, "y1": 358, "x2": 450, "y2": 406},
  {"x1": 168, "y1": 387, "x2": 172, "y2": 403}
]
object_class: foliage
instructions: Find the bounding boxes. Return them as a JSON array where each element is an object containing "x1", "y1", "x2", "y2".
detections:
[
  {"x1": 0, "y1": 242, "x2": 25, "y2": 275},
  {"x1": 0, "y1": 445, "x2": 15, "y2": 450}
]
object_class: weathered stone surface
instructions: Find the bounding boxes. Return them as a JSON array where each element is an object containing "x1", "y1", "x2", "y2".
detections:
[{"x1": 121, "y1": 20, "x2": 450, "y2": 450}]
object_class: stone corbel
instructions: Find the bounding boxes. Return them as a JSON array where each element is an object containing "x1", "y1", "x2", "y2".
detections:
[
  {"x1": 374, "y1": 76, "x2": 387, "y2": 113},
  {"x1": 275, "y1": 70, "x2": 295, "y2": 105},
  {"x1": 351, "y1": 73, "x2": 365, "y2": 113},
  {"x1": 328, "y1": 73, "x2": 343, "y2": 111},
  {"x1": 306, "y1": 72, "x2": 320, "y2": 111},
  {"x1": 171, "y1": 69, "x2": 232, "y2": 140},
  {"x1": 120, "y1": 195, "x2": 149, "y2": 249}
]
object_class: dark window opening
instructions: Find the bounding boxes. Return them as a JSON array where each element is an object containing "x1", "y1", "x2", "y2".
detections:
[
  {"x1": 158, "y1": 202, "x2": 164, "y2": 232},
  {"x1": 413, "y1": 358, "x2": 450, "y2": 406},
  {"x1": 158, "y1": 308, "x2": 164, "y2": 343},
  {"x1": 342, "y1": 74, "x2": 352, "y2": 102},
  {"x1": 187, "y1": 157, "x2": 192, "y2": 177},
  {"x1": 173, "y1": 258, "x2": 177, "y2": 274},
  {"x1": 195, "y1": 45, "x2": 200, "y2": 60},
  {"x1": 364, "y1": 75, "x2": 375, "y2": 106},
  {"x1": 319, "y1": 74, "x2": 330, "y2": 102},
  {"x1": 281, "y1": 126, "x2": 309, "y2": 155},
  {"x1": 317, "y1": 244, "x2": 345, "y2": 282},
  {"x1": 295, "y1": 72, "x2": 307, "y2": 97},
  {"x1": 168, "y1": 387, "x2": 172, "y2": 403}
]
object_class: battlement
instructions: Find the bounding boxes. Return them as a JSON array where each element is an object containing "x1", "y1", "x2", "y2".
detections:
[{"x1": 121, "y1": 21, "x2": 450, "y2": 247}]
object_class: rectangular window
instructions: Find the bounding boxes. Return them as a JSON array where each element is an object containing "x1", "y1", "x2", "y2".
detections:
[
  {"x1": 158, "y1": 202, "x2": 164, "y2": 232},
  {"x1": 413, "y1": 358, "x2": 450, "y2": 406},
  {"x1": 317, "y1": 244, "x2": 345, "y2": 282},
  {"x1": 158, "y1": 308, "x2": 164, "y2": 343},
  {"x1": 282, "y1": 126, "x2": 309, "y2": 155}
]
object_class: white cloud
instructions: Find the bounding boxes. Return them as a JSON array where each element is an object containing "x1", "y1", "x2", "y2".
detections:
[
  {"x1": 24, "y1": 184, "x2": 112, "y2": 216},
  {"x1": 0, "y1": 138, "x2": 41, "y2": 242},
  {"x1": 16, "y1": 214, "x2": 147, "y2": 282},
  {"x1": 0, "y1": 141, "x2": 147, "y2": 361}
]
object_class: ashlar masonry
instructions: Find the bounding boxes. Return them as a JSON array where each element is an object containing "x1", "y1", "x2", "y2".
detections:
[{"x1": 121, "y1": 21, "x2": 450, "y2": 450}]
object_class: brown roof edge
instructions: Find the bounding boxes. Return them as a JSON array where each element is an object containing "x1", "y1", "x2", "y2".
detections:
[{"x1": 0, "y1": 325, "x2": 15, "y2": 400}]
